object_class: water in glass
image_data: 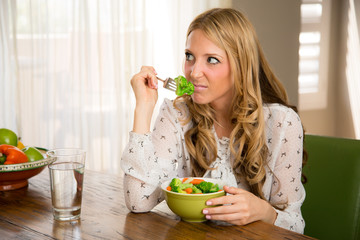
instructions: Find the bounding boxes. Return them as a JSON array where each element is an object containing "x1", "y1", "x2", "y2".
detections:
[{"x1": 49, "y1": 162, "x2": 84, "y2": 221}]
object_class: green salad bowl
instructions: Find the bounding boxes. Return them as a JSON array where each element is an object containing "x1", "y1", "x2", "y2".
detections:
[{"x1": 161, "y1": 177, "x2": 226, "y2": 222}]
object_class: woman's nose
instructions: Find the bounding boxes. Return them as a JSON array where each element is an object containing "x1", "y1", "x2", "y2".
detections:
[{"x1": 190, "y1": 62, "x2": 204, "y2": 79}]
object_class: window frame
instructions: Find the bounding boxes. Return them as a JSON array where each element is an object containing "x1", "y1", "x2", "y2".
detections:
[{"x1": 298, "y1": 0, "x2": 332, "y2": 110}]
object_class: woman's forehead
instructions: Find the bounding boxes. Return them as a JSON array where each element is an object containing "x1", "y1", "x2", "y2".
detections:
[{"x1": 186, "y1": 29, "x2": 226, "y2": 55}]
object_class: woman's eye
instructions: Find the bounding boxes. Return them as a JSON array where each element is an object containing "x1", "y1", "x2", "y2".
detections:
[
  {"x1": 207, "y1": 57, "x2": 219, "y2": 64},
  {"x1": 185, "y1": 53, "x2": 194, "y2": 61}
]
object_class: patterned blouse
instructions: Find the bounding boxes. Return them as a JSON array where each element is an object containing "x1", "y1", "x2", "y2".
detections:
[{"x1": 121, "y1": 98, "x2": 305, "y2": 234}]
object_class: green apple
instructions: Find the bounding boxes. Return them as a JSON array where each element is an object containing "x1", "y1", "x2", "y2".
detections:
[
  {"x1": 0, "y1": 128, "x2": 18, "y2": 146},
  {"x1": 22, "y1": 146, "x2": 44, "y2": 162}
]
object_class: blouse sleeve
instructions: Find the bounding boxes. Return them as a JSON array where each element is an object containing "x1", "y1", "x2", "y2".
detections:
[
  {"x1": 266, "y1": 106, "x2": 306, "y2": 233},
  {"x1": 120, "y1": 99, "x2": 190, "y2": 212}
]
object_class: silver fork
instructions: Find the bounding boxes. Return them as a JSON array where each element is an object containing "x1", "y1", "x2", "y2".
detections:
[{"x1": 156, "y1": 77, "x2": 177, "y2": 92}]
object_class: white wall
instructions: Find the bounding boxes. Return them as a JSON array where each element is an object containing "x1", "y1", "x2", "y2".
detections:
[{"x1": 232, "y1": 0, "x2": 301, "y2": 107}]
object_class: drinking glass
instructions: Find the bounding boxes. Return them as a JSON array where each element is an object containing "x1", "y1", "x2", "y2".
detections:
[{"x1": 47, "y1": 149, "x2": 86, "y2": 221}]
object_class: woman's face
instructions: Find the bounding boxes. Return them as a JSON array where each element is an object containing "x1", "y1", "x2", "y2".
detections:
[{"x1": 184, "y1": 29, "x2": 234, "y2": 109}]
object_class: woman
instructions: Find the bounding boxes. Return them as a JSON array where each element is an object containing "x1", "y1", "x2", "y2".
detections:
[{"x1": 121, "y1": 8, "x2": 306, "y2": 233}]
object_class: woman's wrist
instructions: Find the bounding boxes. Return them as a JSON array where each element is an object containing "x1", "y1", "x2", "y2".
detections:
[
  {"x1": 132, "y1": 102, "x2": 155, "y2": 134},
  {"x1": 261, "y1": 199, "x2": 278, "y2": 224}
]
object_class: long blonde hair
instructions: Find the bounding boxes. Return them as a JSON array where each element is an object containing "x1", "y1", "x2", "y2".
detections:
[{"x1": 174, "y1": 8, "x2": 306, "y2": 201}]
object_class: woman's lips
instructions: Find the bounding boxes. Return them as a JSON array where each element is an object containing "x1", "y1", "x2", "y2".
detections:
[{"x1": 193, "y1": 84, "x2": 207, "y2": 92}]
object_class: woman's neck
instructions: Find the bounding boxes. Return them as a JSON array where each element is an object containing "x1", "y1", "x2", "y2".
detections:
[
  {"x1": 212, "y1": 107, "x2": 233, "y2": 139},
  {"x1": 214, "y1": 121, "x2": 232, "y2": 139},
  {"x1": 210, "y1": 94, "x2": 234, "y2": 138}
]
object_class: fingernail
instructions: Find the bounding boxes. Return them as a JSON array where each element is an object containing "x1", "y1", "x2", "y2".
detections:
[
  {"x1": 206, "y1": 201, "x2": 212, "y2": 206},
  {"x1": 203, "y1": 209, "x2": 208, "y2": 214},
  {"x1": 206, "y1": 215, "x2": 211, "y2": 219}
]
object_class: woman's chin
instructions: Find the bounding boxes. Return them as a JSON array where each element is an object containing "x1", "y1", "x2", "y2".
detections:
[{"x1": 191, "y1": 94, "x2": 208, "y2": 105}]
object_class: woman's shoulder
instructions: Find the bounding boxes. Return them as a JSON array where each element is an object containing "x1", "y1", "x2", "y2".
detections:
[
  {"x1": 263, "y1": 103, "x2": 300, "y2": 122},
  {"x1": 262, "y1": 103, "x2": 302, "y2": 131},
  {"x1": 157, "y1": 98, "x2": 191, "y2": 129},
  {"x1": 161, "y1": 98, "x2": 189, "y2": 116}
]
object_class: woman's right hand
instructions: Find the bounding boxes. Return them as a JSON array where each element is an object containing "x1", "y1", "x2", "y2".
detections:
[
  {"x1": 130, "y1": 66, "x2": 159, "y2": 134},
  {"x1": 130, "y1": 66, "x2": 159, "y2": 107}
]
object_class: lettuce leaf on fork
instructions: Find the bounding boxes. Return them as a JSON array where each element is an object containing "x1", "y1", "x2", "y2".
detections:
[{"x1": 174, "y1": 76, "x2": 194, "y2": 96}]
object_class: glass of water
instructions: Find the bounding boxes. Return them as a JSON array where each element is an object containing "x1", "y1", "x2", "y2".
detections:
[{"x1": 47, "y1": 149, "x2": 86, "y2": 221}]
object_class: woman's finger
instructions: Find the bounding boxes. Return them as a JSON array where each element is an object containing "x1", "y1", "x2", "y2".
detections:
[
  {"x1": 206, "y1": 195, "x2": 236, "y2": 206},
  {"x1": 205, "y1": 187, "x2": 246, "y2": 206},
  {"x1": 223, "y1": 185, "x2": 245, "y2": 194},
  {"x1": 141, "y1": 65, "x2": 157, "y2": 75},
  {"x1": 132, "y1": 66, "x2": 158, "y2": 89},
  {"x1": 205, "y1": 212, "x2": 249, "y2": 225},
  {"x1": 140, "y1": 66, "x2": 158, "y2": 88},
  {"x1": 203, "y1": 204, "x2": 241, "y2": 215}
]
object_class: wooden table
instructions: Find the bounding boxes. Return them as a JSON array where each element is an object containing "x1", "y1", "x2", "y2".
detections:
[{"x1": 0, "y1": 169, "x2": 316, "y2": 240}]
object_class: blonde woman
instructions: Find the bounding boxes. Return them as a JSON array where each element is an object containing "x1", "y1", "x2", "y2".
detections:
[{"x1": 121, "y1": 8, "x2": 307, "y2": 233}]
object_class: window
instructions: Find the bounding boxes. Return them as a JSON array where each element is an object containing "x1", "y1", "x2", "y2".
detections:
[
  {"x1": 2, "y1": 0, "x2": 231, "y2": 173},
  {"x1": 298, "y1": 0, "x2": 331, "y2": 110}
]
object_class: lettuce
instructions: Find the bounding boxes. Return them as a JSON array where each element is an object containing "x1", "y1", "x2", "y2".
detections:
[{"x1": 174, "y1": 76, "x2": 194, "y2": 96}]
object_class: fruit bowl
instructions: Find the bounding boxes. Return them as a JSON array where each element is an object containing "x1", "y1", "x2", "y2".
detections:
[
  {"x1": 0, "y1": 150, "x2": 54, "y2": 191},
  {"x1": 161, "y1": 177, "x2": 226, "y2": 222}
]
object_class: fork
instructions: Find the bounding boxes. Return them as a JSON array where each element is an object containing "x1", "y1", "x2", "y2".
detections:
[{"x1": 156, "y1": 77, "x2": 177, "y2": 92}]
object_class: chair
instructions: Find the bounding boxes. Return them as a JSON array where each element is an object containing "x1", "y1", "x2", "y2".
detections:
[{"x1": 302, "y1": 134, "x2": 360, "y2": 240}]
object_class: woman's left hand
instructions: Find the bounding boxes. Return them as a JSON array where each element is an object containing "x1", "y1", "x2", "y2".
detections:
[{"x1": 202, "y1": 186, "x2": 277, "y2": 225}]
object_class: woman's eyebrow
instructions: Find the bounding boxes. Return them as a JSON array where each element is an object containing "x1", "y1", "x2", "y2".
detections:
[
  {"x1": 184, "y1": 50, "x2": 224, "y2": 59},
  {"x1": 204, "y1": 53, "x2": 224, "y2": 59}
]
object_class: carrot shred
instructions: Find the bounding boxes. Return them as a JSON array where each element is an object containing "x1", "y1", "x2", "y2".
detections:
[
  {"x1": 182, "y1": 178, "x2": 189, "y2": 183},
  {"x1": 166, "y1": 186, "x2": 171, "y2": 191},
  {"x1": 185, "y1": 188, "x2": 193, "y2": 194},
  {"x1": 190, "y1": 179, "x2": 205, "y2": 185}
]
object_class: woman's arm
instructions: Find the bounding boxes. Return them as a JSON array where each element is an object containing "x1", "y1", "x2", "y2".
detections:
[
  {"x1": 130, "y1": 66, "x2": 158, "y2": 134},
  {"x1": 121, "y1": 99, "x2": 191, "y2": 212},
  {"x1": 268, "y1": 107, "x2": 305, "y2": 233},
  {"x1": 201, "y1": 106, "x2": 305, "y2": 234}
]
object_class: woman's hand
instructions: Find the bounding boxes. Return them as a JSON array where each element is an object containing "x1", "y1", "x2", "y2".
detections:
[
  {"x1": 130, "y1": 66, "x2": 159, "y2": 134},
  {"x1": 202, "y1": 186, "x2": 277, "y2": 225},
  {"x1": 131, "y1": 66, "x2": 159, "y2": 105}
]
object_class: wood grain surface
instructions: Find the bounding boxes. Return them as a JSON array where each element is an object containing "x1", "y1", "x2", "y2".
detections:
[{"x1": 0, "y1": 169, "x2": 316, "y2": 240}]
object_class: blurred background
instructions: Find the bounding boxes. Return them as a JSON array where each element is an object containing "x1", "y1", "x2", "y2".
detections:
[{"x1": 1, "y1": 0, "x2": 359, "y2": 174}]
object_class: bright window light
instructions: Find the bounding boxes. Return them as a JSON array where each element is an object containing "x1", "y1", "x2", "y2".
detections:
[
  {"x1": 346, "y1": 0, "x2": 360, "y2": 138},
  {"x1": 299, "y1": 74, "x2": 319, "y2": 93},
  {"x1": 301, "y1": 4, "x2": 322, "y2": 23},
  {"x1": 299, "y1": 32, "x2": 321, "y2": 44},
  {"x1": 298, "y1": 0, "x2": 330, "y2": 110},
  {"x1": 299, "y1": 60, "x2": 320, "y2": 73}
]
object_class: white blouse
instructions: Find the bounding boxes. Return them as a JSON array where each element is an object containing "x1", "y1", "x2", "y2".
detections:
[{"x1": 121, "y1": 98, "x2": 305, "y2": 234}]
